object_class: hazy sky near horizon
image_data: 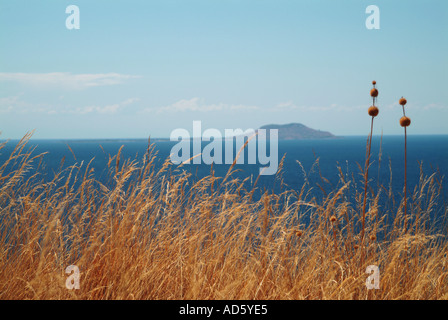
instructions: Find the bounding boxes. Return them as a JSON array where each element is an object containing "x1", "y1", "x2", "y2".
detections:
[{"x1": 0, "y1": 0, "x2": 447, "y2": 139}]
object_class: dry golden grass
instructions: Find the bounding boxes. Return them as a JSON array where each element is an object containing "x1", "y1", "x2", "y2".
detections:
[{"x1": 0, "y1": 132, "x2": 447, "y2": 300}]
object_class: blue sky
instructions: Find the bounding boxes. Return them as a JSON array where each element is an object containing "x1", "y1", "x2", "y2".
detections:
[{"x1": 0, "y1": 0, "x2": 447, "y2": 139}]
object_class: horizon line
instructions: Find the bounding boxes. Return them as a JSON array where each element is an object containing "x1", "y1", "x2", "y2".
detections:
[{"x1": 2, "y1": 133, "x2": 448, "y2": 142}]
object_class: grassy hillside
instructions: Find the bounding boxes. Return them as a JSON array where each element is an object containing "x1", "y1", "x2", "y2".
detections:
[{"x1": 0, "y1": 132, "x2": 447, "y2": 299}]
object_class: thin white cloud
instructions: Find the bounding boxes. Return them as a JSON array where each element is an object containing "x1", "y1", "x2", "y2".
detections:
[
  {"x1": 0, "y1": 95, "x2": 140, "y2": 115},
  {"x1": 0, "y1": 96, "x2": 20, "y2": 113},
  {"x1": 273, "y1": 101, "x2": 299, "y2": 110},
  {"x1": 275, "y1": 101, "x2": 448, "y2": 113},
  {"x1": 272, "y1": 101, "x2": 364, "y2": 112},
  {"x1": 121, "y1": 97, "x2": 141, "y2": 106},
  {"x1": 421, "y1": 103, "x2": 448, "y2": 111},
  {"x1": 69, "y1": 98, "x2": 140, "y2": 115},
  {"x1": 0, "y1": 72, "x2": 140, "y2": 90},
  {"x1": 74, "y1": 104, "x2": 120, "y2": 115},
  {"x1": 229, "y1": 104, "x2": 259, "y2": 111},
  {"x1": 143, "y1": 97, "x2": 260, "y2": 113},
  {"x1": 383, "y1": 102, "x2": 448, "y2": 111},
  {"x1": 0, "y1": 95, "x2": 53, "y2": 114}
]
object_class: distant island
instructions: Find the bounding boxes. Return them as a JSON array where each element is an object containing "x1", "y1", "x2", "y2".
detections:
[{"x1": 258, "y1": 123, "x2": 336, "y2": 140}]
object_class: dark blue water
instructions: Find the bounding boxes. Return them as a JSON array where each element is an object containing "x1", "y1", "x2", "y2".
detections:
[{"x1": 1, "y1": 135, "x2": 447, "y2": 205}]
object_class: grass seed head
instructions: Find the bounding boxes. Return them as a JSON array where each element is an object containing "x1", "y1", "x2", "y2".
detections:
[
  {"x1": 399, "y1": 97, "x2": 407, "y2": 106},
  {"x1": 368, "y1": 106, "x2": 379, "y2": 117},
  {"x1": 400, "y1": 116, "x2": 411, "y2": 127}
]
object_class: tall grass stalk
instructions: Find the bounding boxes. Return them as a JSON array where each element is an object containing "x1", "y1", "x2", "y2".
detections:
[
  {"x1": 399, "y1": 97, "x2": 410, "y2": 234},
  {"x1": 361, "y1": 81, "x2": 379, "y2": 261}
]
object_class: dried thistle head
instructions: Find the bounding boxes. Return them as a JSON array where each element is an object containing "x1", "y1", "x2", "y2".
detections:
[
  {"x1": 330, "y1": 215, "x2": 337, "y2": 223},
  {"x1": 399, "y1": 97, "x2": 407, "y2": 106},
  {"x1": 400, "y1": 116, "x2": 411, "y2": 127},
  {"x1": 368, "y1": 106, "x2": 379, "y2": 117},
  {"x1": 370, "y1": 88, "x2": 378, "y2": 97}
]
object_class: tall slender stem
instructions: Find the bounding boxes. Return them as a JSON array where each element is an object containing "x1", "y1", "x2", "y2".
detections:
[
  {"x1": 402, "y1": 104, "x2": 407, "y2": 233},
  {"x1": 404, "y1": 126, "x2": 407, "y2": 233},
  {"x1": 361, "y1": 115, "x2": 374, "y2": 263}
]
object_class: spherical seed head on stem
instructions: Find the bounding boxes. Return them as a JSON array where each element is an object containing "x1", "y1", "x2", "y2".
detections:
[
  {"x1": 370, "y1": 235, "x2": 376, "y2": 241},
  {"x1": 330, "y1": 215, "x2": 337, "y2": 223},
  {"x1": 372, "y1": 80, "x2": 376, "y2": 85},
  {"x1": 368, "y1": 106, "x2": 379, "y2": 117},
  {"x1": 370, "y1": 88, "x2": 378, "y2": 97},
  {"x1": 400, "y1": 116, "x2": 411, "y2": 127},
  {"x1": 295, "y1": 230, "x2": 303, "y2": 237},
  {"x1": 399, "y1": 97, "x2": 407, "y2": 106},
  {"x1": 354, "y1": 244, "x2": 359, "y2": 250}
]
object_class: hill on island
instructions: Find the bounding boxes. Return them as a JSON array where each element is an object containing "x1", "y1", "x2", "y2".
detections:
[{"x1": 258, "y1": 123, "x2": 336, "y2": 140}]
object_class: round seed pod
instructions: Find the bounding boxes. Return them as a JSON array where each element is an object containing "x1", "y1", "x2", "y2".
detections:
[
  {"x1": 400, "y1": 116, "x2": 411, "y2": 127},
  {"x1": 372, "y1": 80, "x2": 376, "y2": 85},
  {"x1": 370, "y1": 88, "x2": 378, "y2": 97},
  {"x1": 330, "y1": 215, "x2": 337, "y2": 223},
  {"x1": 295, "y1": 230, "x2": 303, "y2": 237},
  {"x1": 370, "y1": 235, "x2": 376, "y2": 241},
  {"x1": 354, "y1": 244, "x2": 359, "y2": 250},
  {"x1": 399, "y1": 97, "x2": 407, "y2": 106},
  {"x1": 368, "y1": 106, "x2": 379, "y2": 117}
]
